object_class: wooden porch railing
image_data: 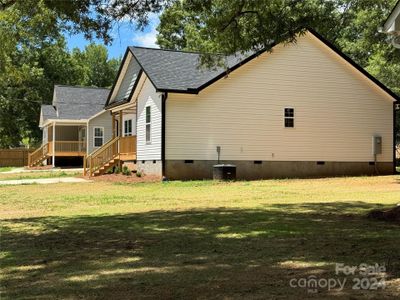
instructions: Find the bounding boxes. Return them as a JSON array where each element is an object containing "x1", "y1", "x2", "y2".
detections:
[
  {"x1": 48, "y1": 141, "x2": 86, "y2": 155},
  {"x1": 84, "y1": 137, "x2": 120, "y2": 176},
  {"x1": 28, "y1": 143, "x2": 49, "y2": 167},
  {"x1": 83, "y1": 136, "x2": 137, "y2": 176},
  {"x1": 119, "y1": 136, "x2": 136, "y2": 159}
]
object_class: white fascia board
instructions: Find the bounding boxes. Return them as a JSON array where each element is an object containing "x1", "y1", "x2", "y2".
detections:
[{"x1": 384, "y1": 2, "x2": 400, "y2": 33}]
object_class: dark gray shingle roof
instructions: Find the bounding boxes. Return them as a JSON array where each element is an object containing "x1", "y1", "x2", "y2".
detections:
[
  {"x1": 129, "y1": 47, "x2": 253, "y2": 92},
  {"x1": 41, "y1": 85, "x2": 110, "y2": 123},
  {"x1": 41, "y1": 104, "x2": 57, "y2": 120}
]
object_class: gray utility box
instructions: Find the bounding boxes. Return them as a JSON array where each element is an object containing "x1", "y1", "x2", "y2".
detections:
[
  {"x1": 213, "y1": 164, "x2": 236, "y2": 180},
  {"x1": 372, "y1": 136, "x2": 382, "y2": 155}
]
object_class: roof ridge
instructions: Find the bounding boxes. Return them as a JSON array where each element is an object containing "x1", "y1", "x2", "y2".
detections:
[
  {"x1": 54, "y1": 84, "x2": 110, "y2": 90},
  {"x1": 129, "y1": 45, "x2": 225, "y2": 56}
]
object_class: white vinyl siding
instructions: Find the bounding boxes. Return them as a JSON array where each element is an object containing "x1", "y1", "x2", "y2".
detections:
[
  {"x1": 165, "y1": 32, "x2": 394, "y2": 162},
  {"x1": 136, "y1": 78, "x2": 162, "y2": 160},
  {"x1": 114, "y1": 55, "x2": 141, "y2": 102},
  {"x1": 88, "y1": 111, "x2": 113, "y2": 154},
  {"x1": 42, "y1": 127, "x2": 48, "y2": 144}
]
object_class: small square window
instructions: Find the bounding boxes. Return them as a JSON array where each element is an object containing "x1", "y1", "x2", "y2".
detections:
[
  {"x1": 284, "y1": 118, "x2": 294, "y2": 128},
  {"x1": 285, "y1": 108, "x2": 294, "y2": 118},
  {"x1": 284, "y1": 108, "x2": 294, "y2": 128}
]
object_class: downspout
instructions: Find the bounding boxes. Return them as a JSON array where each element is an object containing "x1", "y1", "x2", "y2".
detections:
[{"x1": 161, "y1": 92, "x2": 168, "y2": 178}]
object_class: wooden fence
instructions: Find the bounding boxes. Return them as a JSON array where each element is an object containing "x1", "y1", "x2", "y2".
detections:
[{"x1": 0, "y1": 148, "x2": 35, "y2": 167}]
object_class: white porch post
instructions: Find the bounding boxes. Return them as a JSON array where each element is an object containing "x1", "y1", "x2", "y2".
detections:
[
  {"x1": 86, "y1": 121, "x2": 89, "y2": 155},
  {"x1": 52, "y1": 122, "x2": 56, "y2": 168}
]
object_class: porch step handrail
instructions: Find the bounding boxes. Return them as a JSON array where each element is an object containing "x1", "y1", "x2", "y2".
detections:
[
  {"x1": 84, "y1": 136, "x2": 120, "y2": 176},
  {"x1": 28, "y1": 142, "x2": 49, "y2": 167}
]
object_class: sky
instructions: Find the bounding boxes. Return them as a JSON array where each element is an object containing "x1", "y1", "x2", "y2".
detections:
[{"x1": 65, "y1": 14, "x2": 160, "y2": 59}]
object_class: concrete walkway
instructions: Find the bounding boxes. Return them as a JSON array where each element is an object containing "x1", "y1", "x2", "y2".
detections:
[{"x1": 0, "y1": 177, "x2": 90, "y2": 185}]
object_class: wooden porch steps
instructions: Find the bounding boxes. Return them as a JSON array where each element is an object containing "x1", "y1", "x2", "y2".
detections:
[
  {"x1": 28, "y1": 143, "x2": 50, "y2": 167},
  {"x1": 29, "y1": 155, "x2": 48, "y2": 167},
  {"x1": 83, "y1": 136, "x2": 137, "y2": 177},
  {"x1": 93, "y1": 159, "x2": 120, "y2": 176}
]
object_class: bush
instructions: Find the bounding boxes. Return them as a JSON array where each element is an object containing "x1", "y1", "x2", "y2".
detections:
[
  {"x1": 122, "y1": 166, "x2": 132, "y2": 176},
  {"x1": 136, "y1": 171, "x2": 142, "y2": 177},
  {"x1": 114, "y1": 166, "x2": 121, "y2": 174}
]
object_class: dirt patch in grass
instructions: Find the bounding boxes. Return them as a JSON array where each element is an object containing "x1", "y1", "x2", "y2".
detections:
[
  {"x1": 25, "y1": 165, "x2": 53, "y2": 171},
  {"x1": 82, "y1": 173, "x2": 161, "y2": 183}
]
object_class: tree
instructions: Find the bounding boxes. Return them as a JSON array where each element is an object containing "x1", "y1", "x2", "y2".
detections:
[
  {"x1": 1, "y1": 0, "x2": 399, "y2": 146},
  {"x1": 156, "y1": 0, "x2": 400, "y2": 132},
  {"x1": 0, "y1": 1, "x2": 120, "y2": 147},
  {"x1": 71, "y1": 44, "x2": 120, "y2": 88},
  {"x1": 157, "y1": 0, "x2": 344, "y2": 54},
  {"x1": 0, "y1": 0, "x2": 170, "y2": 44}
]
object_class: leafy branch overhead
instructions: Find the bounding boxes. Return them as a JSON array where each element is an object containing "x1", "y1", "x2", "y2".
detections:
[
  {"x1": 0, "y1": 0, "x2": 170, "y2": 43},
  {"x1": 0, "y1": 1, "x2": 122, "y2": 147},
  {"x1": 0, "y1": 0, "x2": 399, "y2": 147}
]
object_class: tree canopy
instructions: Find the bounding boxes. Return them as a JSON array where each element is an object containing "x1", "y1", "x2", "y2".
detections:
[
  {"x1": 0, "y1": 0, "x2": 399, "y2": 147},
  {"x1": 156, "y1": 0, "x2": 400, "y2": 131},
  {"x1": 0, "y1": 1, "x2": 120, "y2": 147}
]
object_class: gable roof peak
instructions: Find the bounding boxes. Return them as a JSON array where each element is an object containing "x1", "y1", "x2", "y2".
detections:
[{"x1": 107, "y1": 28, "x2": 398, "y2": 108}]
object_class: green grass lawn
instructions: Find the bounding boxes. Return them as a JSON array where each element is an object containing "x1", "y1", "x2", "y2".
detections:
[
  {"x1": 0, "y1": 167, "x2": 13, "y2": 173},
  {"x1": 0, "y1": 170, "x2": 80, "y2": 181},
  {"x1": 1, "y1": 176, "x2": 400, "y2": 299}
]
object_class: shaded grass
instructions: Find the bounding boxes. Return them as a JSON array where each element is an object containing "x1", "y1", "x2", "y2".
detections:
[{"x1": 1, "y1": 176, "x2": 400, "y2": 299}]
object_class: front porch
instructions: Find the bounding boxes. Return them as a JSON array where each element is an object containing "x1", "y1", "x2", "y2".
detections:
[
  {"x1": 28, "y1": 122, "x2": 87, "y2": 167},
  {"x1": 84, "y1": 107, "x2": 137, "y2": 176}
]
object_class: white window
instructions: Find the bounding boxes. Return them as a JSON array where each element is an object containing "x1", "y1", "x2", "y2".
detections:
[
  {"x1": 145, "y1": 106, "x2": 151, "y2": 143},
  {"x1": 94, "y1": 127, "x2": 104, "y2": 147},
  {"x1": 124, "y1": 119, "x2": 132, "y2": 136},
  {"x1": 284, "y1": 108, "x2": 294, "y2": 128}
]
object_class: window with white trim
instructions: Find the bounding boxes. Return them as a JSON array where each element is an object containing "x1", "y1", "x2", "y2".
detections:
[
  {"x1": 124, "y1": 119, "x2": 132, "y2": 136},
  {"x1": 284, "y1": 108, "x2": 294, "y2": 128},
  {"x1": 145, "y1": 106, "x2": 151, "y2": 143},
  {"x1": 94, "y1": 127, "x2": 104, "y2": 147}
]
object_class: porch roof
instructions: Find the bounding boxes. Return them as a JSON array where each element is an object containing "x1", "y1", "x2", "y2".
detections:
[{"x1": 40, "y1": 85, "x2": 110, "y2": 126}]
